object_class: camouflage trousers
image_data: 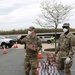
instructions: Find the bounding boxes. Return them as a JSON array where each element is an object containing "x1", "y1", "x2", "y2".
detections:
[
  {"x1": 24, "y1": 56, "x2": 38, "y2": 75},
  {"x1": 57, "y1": 58, "x2": 73, "y2": 75}
]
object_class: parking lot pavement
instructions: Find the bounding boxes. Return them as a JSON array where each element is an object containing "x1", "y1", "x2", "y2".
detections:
[
  {"x1": 0, "y1": 48, "x2": 25, "y2": 75},
  {"x1": 0, "y1": 44, "x2": 75, "y2": 75}
]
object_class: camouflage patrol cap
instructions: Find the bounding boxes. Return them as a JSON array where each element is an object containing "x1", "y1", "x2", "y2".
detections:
[
  {"x1": 28, "y1": 26, "x2": 36, "y2": 31},
  {"x1": 62, "y1": 23, "x2": 70, "y2": 28}
]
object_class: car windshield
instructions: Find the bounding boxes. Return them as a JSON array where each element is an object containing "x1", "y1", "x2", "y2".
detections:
[{"x1": 0, "y1": 36, "x2": 6, "y2": 39}]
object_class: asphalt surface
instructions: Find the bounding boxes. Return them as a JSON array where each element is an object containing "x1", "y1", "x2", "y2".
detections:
[
  {"x1": 0, "y1": 48, "x2": 75, "y2": 75},
  {"x1": 0, "y1": 48, "x2": 25, "y2": 75}
]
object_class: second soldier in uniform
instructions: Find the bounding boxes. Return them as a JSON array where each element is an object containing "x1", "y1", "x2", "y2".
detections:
[
  {"x1": 54, "y1": 23, "x2": 75, "y2": 75},
  {"x1": 17, "y1": 26, "x2": 42, "y2": 75}
]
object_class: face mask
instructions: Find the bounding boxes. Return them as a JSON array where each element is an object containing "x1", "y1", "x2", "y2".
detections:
[
  {"x1": 63, "y1": 28, "x2": 68, "y2": 33},
  {"x1": 28, "y1": 31, "x2": 32, "y2": 35}
]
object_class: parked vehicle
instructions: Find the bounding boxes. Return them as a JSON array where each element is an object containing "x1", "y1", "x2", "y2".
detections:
[
  {"x1": 38, "y1": 36, "x2": 55, "y2": 44},
  {"x1": 0, "y1": 36, "x2": 15, "y2": 48}
]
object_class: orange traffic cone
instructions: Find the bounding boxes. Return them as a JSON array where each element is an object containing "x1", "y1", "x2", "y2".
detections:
[
  {"x1": 14, "y1": 42, "x2": 18, "y2": 48},
  {"x1": 38, "y1": 52, "x2": 42, "y2": 59},
  {"x1": 3, "y1": 46, "x2": 7, "y2": 54},
  {"x1": 36, "y1": 59, "x2": 41, "y2": 75},
  {"x1": 37, "y1": 59, "x2": 41, "y2": 68},
  {"x1": 38, "y1": 59, "x2": 40, "y2": 63},
  {"x1": 36, "y1": 68, "x2": 39, "y2": 75}
]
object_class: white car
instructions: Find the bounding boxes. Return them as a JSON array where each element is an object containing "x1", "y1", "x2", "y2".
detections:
[
  {"x1": 0, "y1": 36, "x2": 15, "y2": 48},
  {"x1": 38, "y1": 36, "x2": 52, "y2": 43}
]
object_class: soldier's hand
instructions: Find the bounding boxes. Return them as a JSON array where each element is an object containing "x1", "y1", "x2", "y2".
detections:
[
  {"x1": 65, "y1": 57, "x2": 70, "y2": 64},
  {"x1": 17, "y1": 35, "x2": 22, "y2": 39}
]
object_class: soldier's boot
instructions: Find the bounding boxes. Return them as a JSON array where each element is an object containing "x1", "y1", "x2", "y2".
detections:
[
  {"x1": 25, "y1": 71, "x2": 29, "y2": 75},
  {"x1": 25, "y1": 73, "x2": 29, "y2": 75}
]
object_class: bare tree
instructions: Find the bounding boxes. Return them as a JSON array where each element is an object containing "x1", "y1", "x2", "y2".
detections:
[{"x1": 35, "y1": 0, "x2": 73, "y2": 50}]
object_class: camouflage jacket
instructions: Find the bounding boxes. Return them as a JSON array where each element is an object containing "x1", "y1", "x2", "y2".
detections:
[
  {"x1": 55, "y1": 32, "x2": 75, "y2": 58},
  {"x1": 18, "y1": 35, "x2": 42, "y2": 57}
]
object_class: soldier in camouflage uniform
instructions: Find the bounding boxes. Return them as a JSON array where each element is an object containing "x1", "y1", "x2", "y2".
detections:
[
  {"x1": 54, "y1": 23, "x2": 75, "y2": 75},
  {"x1": 17, "y1": 26, "x2": 42, "y2": 75}
]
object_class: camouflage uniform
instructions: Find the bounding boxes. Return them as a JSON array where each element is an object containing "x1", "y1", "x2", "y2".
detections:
[
  {"x1": 18, "y1": 34, "x2": 42, "y2": 75},
  {"x1": 55, "y1": 23, "x2": 75, "y2": 75}
]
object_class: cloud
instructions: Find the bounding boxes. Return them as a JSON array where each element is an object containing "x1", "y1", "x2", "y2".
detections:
[
  {"x1": 0, "y1": 3, "x2": 30, "y2": 15},
  {"x1": 0, "y1": 0, "x2": 75, "y2": 31},
  {"x1": 0, "y1": 0, "x2": 42, "y2": 30}
]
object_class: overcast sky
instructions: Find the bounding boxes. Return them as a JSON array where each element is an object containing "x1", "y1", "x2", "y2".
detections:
[{"x1": 0, "y1": 0, "x2": 75, "y2": 31}]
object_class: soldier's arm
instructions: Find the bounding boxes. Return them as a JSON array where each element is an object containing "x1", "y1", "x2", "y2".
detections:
[
  {"x1": 55, "y1": 39, "x2": 60, "y2": 54},
  {"x1": 53, "y1": 40, "x2": 60, "y2": 57},
  {"x1": 17, "y1": 37, "x2": 26, "y2": 44},
  {"x1": 37, "y1": 38, "x2": 42, "y2": 52},
  {"x1": 69, "y1": 35, "x2": 75, "y2": 56},
  {"x1": 54, "y1": 35, "x2": 62, "y2": 55}
]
